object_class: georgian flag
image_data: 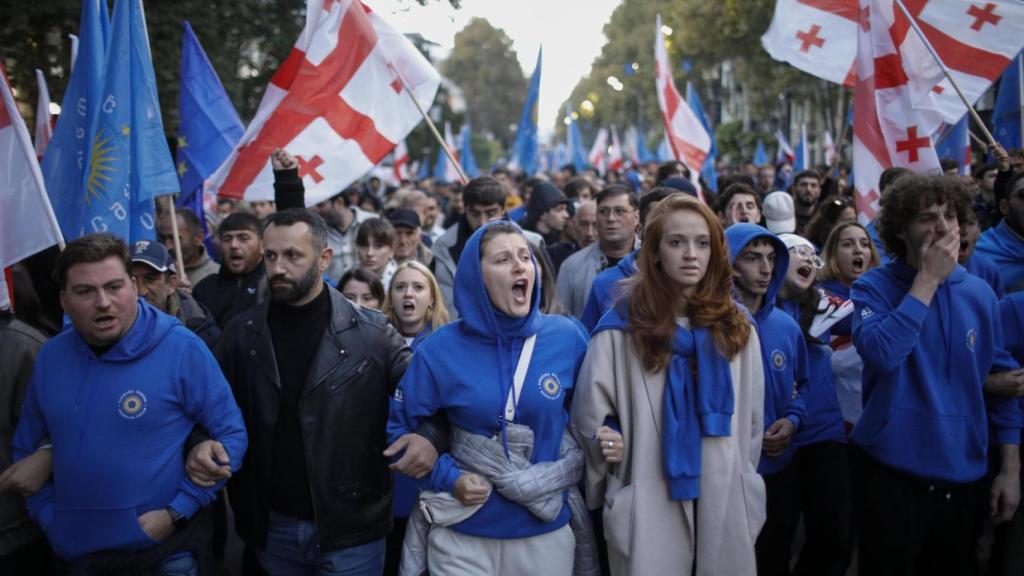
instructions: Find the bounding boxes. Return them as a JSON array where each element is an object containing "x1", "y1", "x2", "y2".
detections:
[
  {"x1": 208, "y1": 0, "x2": 440, "y2": 206},
  {"x1": 391, "y1": 138, "x2": 409, "y2": 184},
  {"x1": 588, "y1": 127, "x2": 608, "y2": 173},
  {"x1": 762, "y1": 0, "x2": 859, "y2": 86},
  {"x1": 852, "y1": 0, "x2": 942, "y2": 224},
  {"x1": 608, "y1": 126, "x2": 624, "y2": 172}
]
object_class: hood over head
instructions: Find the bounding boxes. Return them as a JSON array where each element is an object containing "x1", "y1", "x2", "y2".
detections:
[{"x1": 725, "y1": 222, "x2": 789, "y2": 320}]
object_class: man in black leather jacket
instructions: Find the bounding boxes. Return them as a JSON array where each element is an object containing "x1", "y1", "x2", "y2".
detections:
[{"x1": 188, "y1": 209, "x2": 445, "y2": 574}]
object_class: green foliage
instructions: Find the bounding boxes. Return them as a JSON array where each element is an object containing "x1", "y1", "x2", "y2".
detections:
[{"x1": 441, "y1": 17, "x2": 527, "y2": 149}]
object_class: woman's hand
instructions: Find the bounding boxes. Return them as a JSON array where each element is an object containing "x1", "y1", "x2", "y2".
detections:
[
  {"x1": 453, "y1": 473, "x2": 491, "y2": 506},
  {"x1": 596, "y1": 426, "x2": 624, "y2": 463}
]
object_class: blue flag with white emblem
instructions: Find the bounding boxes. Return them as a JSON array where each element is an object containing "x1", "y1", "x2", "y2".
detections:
[
  {"x1": 176, "y1": 21, "x2": 243, "y2": 202},
  {"x1": 41, "y1": 0, "x2": 110, "y2": 240},
  {"x1": 512, "y1": 48, "x2": 541, "y2": 176},
  {"x1": 83, "y1": 0, "x2": 179, "y2": 242},
  {"x1": 994, "y1": 51, "x2": 1022, "y2": 150},
  {"x1": 686, "y1": 82, "x2": 718, "y2": 191}
]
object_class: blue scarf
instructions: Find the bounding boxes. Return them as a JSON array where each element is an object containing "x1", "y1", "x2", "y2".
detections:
[{"x1": 663, "y1": 323, "x2": 734, "y2": 500}]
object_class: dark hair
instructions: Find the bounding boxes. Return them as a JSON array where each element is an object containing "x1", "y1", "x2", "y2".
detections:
[
  {"x1": 356, "y1": 217, "x2": 396, "y2": 248},
  {"x1": 976, "y1": 163, "x2": 998, "y2": 180},
  {"x1": 716, "y1": 174, "x2": 757, "y2": 196},
  {"x1": 595, "y1": 184, "x2": 637, "y2": 208},
  {"x1": 463, "y1": 176, "x2": 508, "y2": 208},
  {"x1": 176, "y1": 207, "x2": 203, "y2": 237},
  {"x1": 878, "y1": 174, "x2": 969, "y2": 259},
  {"x1": 531, "y1": 242, "x2": 562, "y2": 315},
  {"x1": 337, "y1": 267, "x2": 385, "y2": 304},
  {"x1": 359, "y1": 192, "x2": 383, "y2": 213},
  {"x1": 792, "y1": 170, "x2": 821, "y2": 186},
  {"x1": 996, "y1": 170, "x2": 1024, "y2": 207},
  {"x1": 479, "y1": 222, "x2": 524, "y2": 254},
  {"x1": 718, "y1": 183, "x2": 762, "y2": 215},
  {"x1": 655, "y1": 161, "x2": 690, "y2": 184},
  {"x1": 53, "y1": 233, "x2": 131, "y2": 289},
  {"x1": 939, "y1": 158, "x2": 959, "y2": 174},
  {"x1": 804, "y1": 196, "x2": 855, "y2": 249},
  {"x1": 559, "y1": 164, "x2": 578, "y2": 177},
  {"x1": 264, "y1": 208, "x2": 329, "y2": 252},
  {"x1": 564, "y1": 177, "x2": 593, "y2": 200},
  {"x1": 639, "y1": 187, "x2": 677, "y2": 225},
  {"x1": 219, "y1": 212, "x2": 262, "y2": 238},
  {"x1": 878, "y1": 166, "x2": 913, "y2": 195}
]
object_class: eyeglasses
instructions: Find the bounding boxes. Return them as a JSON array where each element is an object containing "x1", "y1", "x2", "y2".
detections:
[
  {"x1": 597, "y1": 206, "x2": 635, "y2": 218},
  {"x1": 788, "y1": 245, "x2": 824, "y2": 269}
]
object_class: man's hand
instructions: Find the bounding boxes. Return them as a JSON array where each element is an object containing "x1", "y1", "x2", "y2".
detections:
[
  {"x1": 271, "y1": 148, "x2": 298, "y2": 171},
  {"x1": 595, "y1": 426, "x2": 624, "y2": 464},
  {"x1": 186, "y1": 440, "x2": 231, "y2": 487},
  {"x1": 993, "y1": 144, "x2": 1011, "y2": 173},
  {"x1": 985, "y1": 369, "x2": 1024, "y2": 397},
  {"x1": 992, "y1": 444, "x2": 1022, "y2": 524},
  {"x1": 138, "y1": 509, "x2": 175, "y2": 542},
  {"x1": 919, "y1": 228, "x2": 960, "y2": 283},
  {"x1": 384, "y1": 434, "x2": 438, "y2": 479},
  {"x1": 0, "y1": 449, "x2": 54, "y2": 496},
  {"x1": 453, "y1": 473, "x2": 491, "y2": 506},
  {"x1": 762, "y1": 418, "x2": 796, "y2": 457}
]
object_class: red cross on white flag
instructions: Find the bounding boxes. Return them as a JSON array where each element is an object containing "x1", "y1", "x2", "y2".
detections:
[
  {"x1": 208, "y1": 0, "x2": 440, "y2": 205},
  {"x1": 391, "y1": 138, "x2": 409, "y2": 184},
  {"x1": 654, "y1": 14, "x2": 710, "y2": 199},
  {"x1": 852, "y1": 0, "x2": 942, "y2": 224},
  {"x1": 762, "y1": 0, "x2": 860, "y2": 85}
]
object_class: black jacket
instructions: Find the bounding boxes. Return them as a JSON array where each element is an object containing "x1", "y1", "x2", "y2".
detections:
[
  {"x1": 213, "y1": 286, "x2": 442, "y2": 551},
  {"x1": 192, "y1": 261, "x2": 268, "y2": 329}
]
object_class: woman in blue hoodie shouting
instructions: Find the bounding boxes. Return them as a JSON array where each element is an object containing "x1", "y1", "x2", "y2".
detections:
[
  {"x1": 572, "y1": 194, "x2": 766, "y2": 576},
  {"x1": 387, "y1": 220, "x2": 591, "y2": 575}
]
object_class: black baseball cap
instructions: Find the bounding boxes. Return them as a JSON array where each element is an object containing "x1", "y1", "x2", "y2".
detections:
[{"x1": 131, "y1": 240, "x2": 176, "y2": 274}]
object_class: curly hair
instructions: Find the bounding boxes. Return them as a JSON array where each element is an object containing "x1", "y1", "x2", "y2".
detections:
[
  {"x1": 622, "y1": 194, "x2": 751, "y2": 373},
  {"x1": 877, "y1": 174, "x2": 969, "y2": 260}
]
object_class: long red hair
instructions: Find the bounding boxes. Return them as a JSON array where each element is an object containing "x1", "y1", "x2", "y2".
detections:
[{"x1": 623, "y1": 194, "x2": 751, "y2": 373}]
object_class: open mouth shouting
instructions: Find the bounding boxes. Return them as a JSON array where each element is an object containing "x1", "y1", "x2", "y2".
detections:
[
  {"x1": 512, "y1": 278, "x2": 529, "y2": 305},
  {"x1": 851, "y1": 256, "x2": 866, "y2": 274}
]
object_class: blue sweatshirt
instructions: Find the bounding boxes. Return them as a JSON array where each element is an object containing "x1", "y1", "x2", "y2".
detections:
[
  {"x1": 976, "y1": 221, "x2": 1024, "y2": 294},
  {"x1": 965, "y1": 252, "x2": 1005, "y2": 299},
  {"x1": 580, "y1": 251, "x2": 637, "y2": 332},
  {"x1": 851, "y1": 260, "x2": 1020, "y2": 483},
  {"x1": 778, "y1": 298, "x2": 847, "y2": 448},
  {"x1": 725, "y1": 224, "x2": 809, "y2": 475},
  {"x1": 388, "y1": 221, "x2": 589, "y2": 539},
  {"x1": 1000, "y1": 293, "x2": 1024, "y2": 444},
  {"x1": 12, "y1": 300, "x2": 247, "y2": 561}
]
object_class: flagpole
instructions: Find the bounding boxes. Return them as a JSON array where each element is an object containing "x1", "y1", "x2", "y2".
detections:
[
  {"x1": 893, "y1": 0, "x2": 998, "y2": 149},
  {"x1": 389, "y1": 65, "x2": 468, "y2": 185},
  {"x1": 163, "y1": 196, "x2": 189, "y2": 286}
]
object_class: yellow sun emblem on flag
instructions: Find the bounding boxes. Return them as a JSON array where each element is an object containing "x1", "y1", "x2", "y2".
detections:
[{"x1": 86, "y1": 129, "x2": 118, "y2": 205}]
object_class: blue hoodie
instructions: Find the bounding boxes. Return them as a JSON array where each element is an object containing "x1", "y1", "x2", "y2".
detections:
[
  {"x1": 851, "y1": 260, "x2": 1020, "y2": 483},
  {"x1": 965, "y1": 252, "x2": 1005, "y2": 299},
  {"x1": 976, "y1": 221, "x2": 1024, "y2": 294},
  {"x1": 776, "y1": 295, "x2": 847, "y2": 449},
  {"x1": 12, "y1": 300, "x2": 247, "y2": 561},
  {"x1": 725, "y1": 224, "x2": 809, "y2": 475},
  {"x1": 388, "y1": 221, "x2": 589, "y2": 539},
  {"x1": 580, "y1": 251, "x2": 637, "y2": 332},
  {"x1": 1000, "y1": 293, "x2": 1024, "y2": 444},
  {"x1": 391, "y1": 326, "x2": 434, "y2": 519}
]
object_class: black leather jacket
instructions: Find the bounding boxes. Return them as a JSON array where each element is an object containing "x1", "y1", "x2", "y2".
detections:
[{"x1": 213, "y1": 286, "x2": 444, "y2": 551}]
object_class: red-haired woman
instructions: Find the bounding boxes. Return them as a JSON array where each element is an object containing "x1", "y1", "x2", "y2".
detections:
[{"x1": 571, "y1": 194, "x2": 766, "y2": 575}]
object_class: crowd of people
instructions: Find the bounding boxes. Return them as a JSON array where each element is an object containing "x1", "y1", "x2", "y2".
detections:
[{"x1": 2, "y1": 143, "x2": 1024, "y2": 576}]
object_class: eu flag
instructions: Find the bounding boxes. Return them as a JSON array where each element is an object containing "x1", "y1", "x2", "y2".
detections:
[
  {"x1": 512, "y1": 48, "x2": 541, "y2": 176},
  {"x1": 994, "y1": 51, "x2": 1022, "y2": 150},
  {"x1": 459, "y1": 124, "x2": 479, "y2": 178},
  {"x1": 686, "y1": 82, "x2": 718, "y2": 191},
  {"x1": 935, "y1": 115, "x2": 970, "y2": 175},
  {"x1": 176, "y1": 21, "x2": 243, "y2": 202},
  {"x1": 83, "y1": 0, "x2": 179, "y2": 242},
  {"x1": 41, "y1": 0, "x2": 110, "y2": 240}
]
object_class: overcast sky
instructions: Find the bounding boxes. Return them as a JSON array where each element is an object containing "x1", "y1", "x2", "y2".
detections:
[{"x1": 366, "y1": 0, "x2": 620, "y2": 138}]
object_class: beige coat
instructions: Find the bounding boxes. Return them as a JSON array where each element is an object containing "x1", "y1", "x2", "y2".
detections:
[{"x1": 571, "y1": 322, "x2": 766, "y2": 576}]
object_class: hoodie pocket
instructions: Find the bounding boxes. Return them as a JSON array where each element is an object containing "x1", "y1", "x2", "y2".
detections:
[
  {"x1": 740, "y1": 472, "x2": 767, "y2": 544},
  {"x1": 47, "y1": 506, "x2": 155, "y2": 559},
  {"x1": 602, "y1": 475, "x2": 634, "y2": 559},
  {"x1": 877, "y1": 407, "x2": 984, "y2": 471}
]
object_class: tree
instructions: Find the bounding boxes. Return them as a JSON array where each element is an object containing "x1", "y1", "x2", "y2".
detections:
[{"x1": 442, "y1": 17, "x2": 527, "y2": 149}]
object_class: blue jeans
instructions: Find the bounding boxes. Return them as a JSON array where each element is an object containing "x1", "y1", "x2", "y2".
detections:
[
  {"x1": 257, "y1": 511, "x2": 385, "y2": 576},
  {"x1": 159, "y1": 552, "x2": 196, "y2": 576}
]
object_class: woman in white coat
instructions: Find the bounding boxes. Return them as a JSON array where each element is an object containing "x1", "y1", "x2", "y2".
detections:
[{"x1": 571, "y1": 193, "x2": 766, "y2": 576}]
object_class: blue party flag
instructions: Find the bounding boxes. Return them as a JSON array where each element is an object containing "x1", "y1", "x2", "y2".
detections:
[{"x1": 511, "y1": 48, "x2": 541, "y2": 176}]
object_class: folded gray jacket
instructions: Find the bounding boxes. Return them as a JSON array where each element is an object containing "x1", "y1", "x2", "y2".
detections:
[{"x1": 400, "y1": 423, "x2": 599, "y2": 576}]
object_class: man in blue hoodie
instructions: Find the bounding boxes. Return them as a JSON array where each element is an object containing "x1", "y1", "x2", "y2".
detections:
[
  {"x1": 851, "y1": 174, "x2": 1021, "y2": 575},
  {"x1": 725, "y1": 223, "x2": 810, "y2": 576},
  {"x1": 976, "y1": 170, "x2": 1024, "y2": 293},
  {"x1": 11, "y1": 233, "x2": 248, "y2": 574}
]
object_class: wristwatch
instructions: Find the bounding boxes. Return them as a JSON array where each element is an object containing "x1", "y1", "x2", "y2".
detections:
[{"x1": 166, "y1": 507, "x2": 187, "y2": 529}]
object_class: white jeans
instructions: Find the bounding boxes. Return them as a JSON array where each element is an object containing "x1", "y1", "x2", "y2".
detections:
[{"x1": 426, "y1": 523, "x2": 575, "y2": 576}]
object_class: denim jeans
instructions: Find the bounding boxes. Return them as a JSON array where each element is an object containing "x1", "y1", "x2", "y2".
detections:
[
  {"x1": 159, "y1": 552, "x2": 196, "y2": 576},
  {"x1": 257, "y1": 511, "x2": 385, "y2": 576}
]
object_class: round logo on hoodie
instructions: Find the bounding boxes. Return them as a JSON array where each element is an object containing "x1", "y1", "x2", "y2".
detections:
[
  {"x1": 118, "y1": 390, "x2": 148, "y2": 420},
  {"x1": 538, "y1": 373, "x2": 562, "y2": 400},
  {"x1": 967, "y1": 328, "x2": 977, "y2": 352},
  {"x1": 770, "y1": 349, "x2": 787, "y2": 371}
]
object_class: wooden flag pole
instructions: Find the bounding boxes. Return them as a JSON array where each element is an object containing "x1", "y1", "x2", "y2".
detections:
[
  {"x1": 389, "y1": 64, "x2": 468, "y2": 185},
  {"x1": 163, "y1": 196, "x2": 189, "y2": 286},
  {"x1": 893, "y1": 0, "x2": 998, "y2": 149}
]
